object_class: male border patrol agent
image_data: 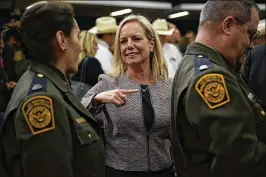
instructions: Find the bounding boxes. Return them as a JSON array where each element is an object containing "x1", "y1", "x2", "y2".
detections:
[
  {"x1": 0, "y1": 2, "x2": 104, "y2": 177},
  {"x1": 171, "y1": 1, "x2": 266, "y2": 177}
]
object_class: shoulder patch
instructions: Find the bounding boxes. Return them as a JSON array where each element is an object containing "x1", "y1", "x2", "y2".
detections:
[
  {"x1": 13, "y1": 50, "x2": 23, "y2": 62},
  {"x1": 195, "y1": 74, "x2": 230, "y2": 109},
  {"x1": 28, "y1": 73, "x2": 47, "y2": 95},
  {"x1": 194, "y1": 55, "x2": 213, "y2": 75},
  {"x1": 22, "y1": 96, "x2": 55, "y2": 135}
]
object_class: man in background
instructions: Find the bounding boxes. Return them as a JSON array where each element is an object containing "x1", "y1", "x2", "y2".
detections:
[
  {"x1": 241, "y1": 21, "x2": 265, "y2": 106},
  {"x1": 90, "y1": 16, "x2": 118, "y2": 73},
  {"x1": 152, "y1": 19, "x2": 183, "y2": 78},
  {"x1": 1, "y1": 21, "x2": 29, "y2": 82},
  {"x1": 166, "y1": 22, "x2": 182, "y2": 47}
]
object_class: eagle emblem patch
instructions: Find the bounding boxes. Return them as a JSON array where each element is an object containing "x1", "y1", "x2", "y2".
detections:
[
  {"x1": 195, "y1": 74, "x2": 230, "y2": 109},
  {"x1": 22, "y1": 96, "x2": 55, "y2": 135}
]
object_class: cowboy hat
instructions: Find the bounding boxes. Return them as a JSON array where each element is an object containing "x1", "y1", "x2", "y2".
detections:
[
  {"x1": 89, "y1": 16, "x2": 118, "y2": 34},
  {"x1": 152, "y1": 19, "x2": 174, "y2": 36}
]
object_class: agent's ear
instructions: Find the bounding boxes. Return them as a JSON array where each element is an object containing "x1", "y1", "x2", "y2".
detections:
[
  {"x1": 55, "y1": 31, "x2": 68, "y2": 51},
  {"x1": 222, "y1": 16, "x2": 235, "y2": 35}
]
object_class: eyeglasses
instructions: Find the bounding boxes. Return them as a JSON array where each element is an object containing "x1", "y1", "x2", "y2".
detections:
[{"x1": 233, "y1": 17, "x2": 260, "y2": 43}]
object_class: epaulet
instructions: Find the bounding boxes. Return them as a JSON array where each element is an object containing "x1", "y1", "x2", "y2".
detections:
[
  {"x1": 194, "y1": 55, "x2": 213, "y2": 76},
  {"x1": 28, "y1": 73, "x2": 47, "y2": 95}
]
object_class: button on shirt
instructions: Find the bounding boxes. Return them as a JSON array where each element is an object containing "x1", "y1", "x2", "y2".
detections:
[
  {"x1": 163, "y1": 43, "x2": 183, "y2": 79},
  {"x1": 95, "y1": 39, "x2": 113, "y2": 73}
]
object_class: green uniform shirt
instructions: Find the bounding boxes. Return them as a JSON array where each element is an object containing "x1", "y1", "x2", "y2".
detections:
[
  {"x1": 171, "y1": 42, "x2": 266, "y2": 177},
  {"x1": 0, "y1": 61, "x2": 104, "y2": 177}
]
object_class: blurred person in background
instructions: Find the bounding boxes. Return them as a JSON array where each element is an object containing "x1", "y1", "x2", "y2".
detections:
[
  {"x1": 152, "y1": 18, "x2": 183, "y2": 78},
  {"x1": 252, "y1": 19, "x2": 265, "y2": 46},
  {"x1": 72, "y1": 30, "x2": 104, "y2": 87},
  {"x1": 82, "y1": 14, "x2": 174, "y2": 177},
  {"x1": 0, "y1": 35, "x2": 15, "y2": 128},
  {"x1": 178, "y1": 31, "x2": 196, "y2": 55},
  {"x1": 0, "y1": 2, "x2": 104, "y2": 177},
  {"x1": 242, "y1": 20, "x2": 266, "y2": 107},
  {"x1": 1, "y1": 21, "x2": 29, "y2": 82},
  {"x1": 241, "y1": 44, "x2": 266, "y2": 107},
  {"x1": 91, "y1": 16, "x2": 118, "y2": 73},
  {"x1": 185, "y1": 31, "x2": 196, "y2": 43},
  {"x1": 171, "y1": 1, "x2": 266, "y2": 177},
  {"x1": 166, "y1": 22, "x2": 183, "y2": 52},
  {"x1": 0, "y1": 39, "x2": 4, "y2": 68}
]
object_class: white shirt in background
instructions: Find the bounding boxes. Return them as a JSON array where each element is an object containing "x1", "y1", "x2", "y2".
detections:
[
  {"x1": 163, "y1": 43, "x2": 183, "y2": 78},
  {"x1": 95, "y1": 39, "x2": 113, "y2": 73}
]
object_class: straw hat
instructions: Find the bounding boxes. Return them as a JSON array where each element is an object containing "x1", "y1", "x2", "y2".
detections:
[
  {"x1": 89, "y1": 16, "x2": 118, "y2": 34},
  {"x1": 152, "y1": 19, "x2": 174, "y2": 36}
]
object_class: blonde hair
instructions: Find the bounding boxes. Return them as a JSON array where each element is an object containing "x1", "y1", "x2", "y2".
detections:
[
  {"x1": 108, "y1": 14, "x2": 168, "y2": 81},
  {"x1": 78, "y1": 30, "x2": 97, "y2": 64}
]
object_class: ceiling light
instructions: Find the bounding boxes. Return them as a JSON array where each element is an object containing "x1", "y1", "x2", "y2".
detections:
[
  {"x1": 60, "y1": 1, "x2": 172, "y2": 10},
  {"x1": 173, "y1": 3, "x2": 265, "y2": 11},
  {"x1": 168, "y1": 11, "x2": 189, "y2": 19},
  {"x1": 110, "y1": 9, "x2": 132, "y2": 17}
]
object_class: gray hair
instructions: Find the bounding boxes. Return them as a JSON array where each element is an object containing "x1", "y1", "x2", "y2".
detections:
[{"x1": 199, "y1": 1, "x2": 260, "y2": 26}]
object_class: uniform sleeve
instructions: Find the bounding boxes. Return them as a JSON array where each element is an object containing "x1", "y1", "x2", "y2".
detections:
[
  {"x1": 15, "y1": 94, "x2": 74, "y2": 177},
  {"x1": 185, "y1": 70, "x2": 266, "y2": 176}
]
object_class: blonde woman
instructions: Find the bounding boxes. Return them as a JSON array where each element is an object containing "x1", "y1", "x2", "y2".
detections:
[
  {"x1": 82, "y1": 15, "x2": 174, "y2": 177},
  {"x1": 72, "y1": 30, "x2": 103, "y2": 87}
]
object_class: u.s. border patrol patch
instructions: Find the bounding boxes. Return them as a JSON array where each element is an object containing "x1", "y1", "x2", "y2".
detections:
[
  {"x1": 13, "y1": 50, "x2": 22, "y2": 62},
  {"x1": 22, "y1": 96, "x2": 55, "y2": 135},
  {"x1": 195, "y1": 74, "x2": 230, "y2": 109}
]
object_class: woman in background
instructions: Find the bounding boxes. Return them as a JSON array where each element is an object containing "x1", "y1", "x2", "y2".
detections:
[{"x1": 72, "y1": 30, "x2": 103, "y2": 87}]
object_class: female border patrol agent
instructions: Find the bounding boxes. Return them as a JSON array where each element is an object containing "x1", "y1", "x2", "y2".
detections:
[{"x1": 0, "y1": 2, "x2": 104, "y2": 177}]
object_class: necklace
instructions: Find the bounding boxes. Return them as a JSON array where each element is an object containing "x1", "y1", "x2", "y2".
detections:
[{"x1": 141, "y1": 85, "x2": 149, "y2": 92}]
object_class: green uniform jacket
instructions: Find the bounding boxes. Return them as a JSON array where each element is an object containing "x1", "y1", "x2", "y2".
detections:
[
  {"x1": 171, "y1": 42, "x2": 266, "y2": 177},
  {"x1": 0, "y1": 61, "x2": 104, "y2": 177}
]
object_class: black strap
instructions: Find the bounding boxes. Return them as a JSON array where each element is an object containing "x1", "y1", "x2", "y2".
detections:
[{"x1": 80, "y1": 57, "x2": 88, "y2": 83}]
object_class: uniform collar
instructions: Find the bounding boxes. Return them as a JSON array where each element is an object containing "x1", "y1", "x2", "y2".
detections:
[
  {"x1": 185, "y1": 42, "x2": 235, "y2": 73},
  {"x1": 29, "y1": 61, "x2": 98, "y2": 124},
  {"x1": 29, "y1": 61, "x2": 70, "y2": 93}
]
